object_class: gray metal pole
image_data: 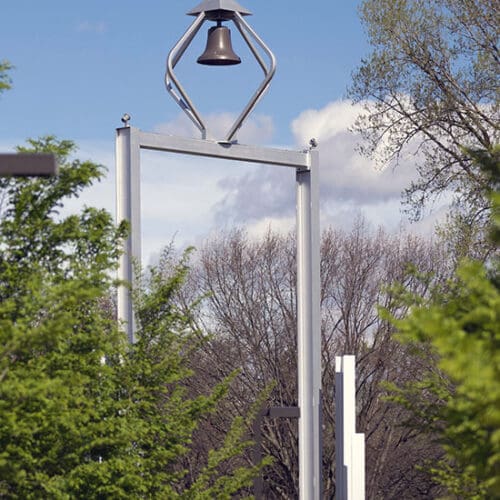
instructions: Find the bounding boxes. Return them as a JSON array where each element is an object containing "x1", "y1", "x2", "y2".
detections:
[
  {"x1": 296, "y1": 151, "x2": 321, "y2": 500},
  {"x1": 116, "y1": 126, "x2": 141, "y2": 343},
  {"x1": 310, "y1": 149, "x2": 322, "y2": 498}
]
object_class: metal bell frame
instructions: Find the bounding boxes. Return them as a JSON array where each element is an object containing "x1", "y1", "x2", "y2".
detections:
[{"x1": 165, "y1": 0, "x2": 276, "y2": 142}]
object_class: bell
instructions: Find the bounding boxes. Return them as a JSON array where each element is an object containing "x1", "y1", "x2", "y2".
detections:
[{"x1": 197, "y1": 22, "x2": 241, "y2": 66}]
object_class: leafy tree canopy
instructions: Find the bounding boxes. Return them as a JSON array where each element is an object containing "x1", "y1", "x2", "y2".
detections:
[
  {"x1": 0, "y1": 137, "x2": 265, "y2": 498},
  {"x1": 384, "y1": 147, "x2": 500, "y2": 498},
  {"x1": 0, "y1": 60, "x2": 12, "y2": 94}
]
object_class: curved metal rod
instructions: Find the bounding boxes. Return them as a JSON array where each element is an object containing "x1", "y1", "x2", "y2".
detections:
[
  {"x1": 226, "y1": 12, "x2": 277, "y2": 142},
  {"x1": 233, "y1": 17, "x2": 267, "y2": 74},
  {"x1": 165, "y1": 13, "x2": 207, "y2": 137}
]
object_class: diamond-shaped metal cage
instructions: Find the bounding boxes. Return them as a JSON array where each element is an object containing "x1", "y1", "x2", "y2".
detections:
[{"x1": 165, "y1": 0, "x2": 276, "y2": 143}]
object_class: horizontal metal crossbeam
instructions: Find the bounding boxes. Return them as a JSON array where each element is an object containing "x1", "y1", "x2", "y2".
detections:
[{"x1": 137, "y1": 129, "x2": 310, "y2": 169}]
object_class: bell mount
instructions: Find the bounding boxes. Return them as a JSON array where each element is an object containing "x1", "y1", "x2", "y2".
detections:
[{"x1": 165, "y1": 0, "x2": 276, "y2": 142}]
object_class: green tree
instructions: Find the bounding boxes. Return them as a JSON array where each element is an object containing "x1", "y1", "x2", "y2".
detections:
[
  {"x1": 0, "y1": 136, "x2": 129, "y2": 498},
  {"x1": 384, "y1": 148, "x2": 500, "y2": 498},
  {"x1": 349, "y1": 0, "x2": 499, "y2": 227},
  {"x1": 0, "y1": 60, "x2": 12, "y2": 94},
  {"x1": 0, "y1": 137, "x2": 264, "y2": 498}
]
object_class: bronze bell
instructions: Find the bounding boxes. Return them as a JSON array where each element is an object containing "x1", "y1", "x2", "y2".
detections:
[{"x1": 197, "y1": 22, "x2": 241, "y2": 66}]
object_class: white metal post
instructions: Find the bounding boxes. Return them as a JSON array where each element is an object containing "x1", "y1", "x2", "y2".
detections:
[
  {"x1": 296, "y1": 150, "x2": 321, "y2": 500},
  {"x1": 335, "y1": 355, "x2": 365, "y2": 500},
  {"x1": 116, "y1": 126, "x2": 141, "y2": 343},
  {"x1": 310, "y1": 149, "x2": 322, "y2": 499}
]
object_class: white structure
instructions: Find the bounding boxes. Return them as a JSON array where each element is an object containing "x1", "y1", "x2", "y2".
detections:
[
  {"x1": 115, "y1": 2, "x2": 323, "y2": 496},
  {"x1": 115, "y1": 127, "x2": 321, "y2": 499},
  {"x1": 335, "y1": 355, "x2": 365, "y2": 500}
]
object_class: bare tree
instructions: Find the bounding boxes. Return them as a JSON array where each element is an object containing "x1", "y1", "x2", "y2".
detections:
[
  {"x1": 173, "y1": 221, "x2": 451, "y2": 498},
  {"x1": 349, "y1": 0, "x2": 499, "y2": 230}
]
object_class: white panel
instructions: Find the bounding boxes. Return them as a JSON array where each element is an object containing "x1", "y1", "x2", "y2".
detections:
[
  {"x1": 335, "y1": 355, "x2": 365, "y2": 500},
  {"x1": 335, "y1": 356, "x2": 345, "y2": 500},
  {"x1": 352, "y1": 433, "x2": 365, "y2": 500}
]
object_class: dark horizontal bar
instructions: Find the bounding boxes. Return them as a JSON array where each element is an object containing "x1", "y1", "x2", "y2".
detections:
[
  {"x1": 267, "y1": 406, "x2": 300, "y2": 419},
  {"x1": 0, "y1": 154, "x2": 58, "y2": 177}
]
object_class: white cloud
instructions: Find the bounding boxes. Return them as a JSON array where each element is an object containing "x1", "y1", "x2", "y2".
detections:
[
  {"x1": 292, "y1": 100, "x2": 418, "y2": 202},
  {"x1": 0, "y1": 142, "x2": 16, "y2": 153},
  {"x1": 154, "y1": 111, "x2": 274, "y2": 144},
  {"x1": 60, "y1": 140, "x2": 115, "y2": 216},
  {"x1": 291, "y1": 100, "x2": 361, "y2": 142},
  {"x1": 245, "y1": 216, "x2": 296, "y2": 239},
  {"x1": 1, "y1": 101, "x2": 445, "y2": 267},
  {"x1": 213, "y1": 165, "x2": 296, "y2": 226},
  {"x1": 211, "y1": 100, "x2": 418, "y2": 234},
  {"x1": 211, "y1": 99, "x2": 448, "y2": 240}
]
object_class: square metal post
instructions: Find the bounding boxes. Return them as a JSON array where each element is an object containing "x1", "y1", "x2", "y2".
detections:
[
  {"x1": 116, "y1": 126, "x2": 141, "y2": 343},
  {"x1": 296, "y1": 151, "x2": 321, "y2": 500}
]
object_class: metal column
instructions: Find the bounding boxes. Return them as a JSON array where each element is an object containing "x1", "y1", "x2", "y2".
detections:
[
  {"x1": 296, "y1": 149, "x2": 321, "y2": 500},
  {"x1": 116, "y1": 126, "x2": 141, "y2": 343}
]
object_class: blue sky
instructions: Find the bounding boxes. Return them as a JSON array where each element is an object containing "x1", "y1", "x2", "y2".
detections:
[
  {"x1": 1, "y1": 1, "x2": 367, "y2": 143},
  {"x1": 1, "y1": 1, "x2": 442, "y2": 264}
]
